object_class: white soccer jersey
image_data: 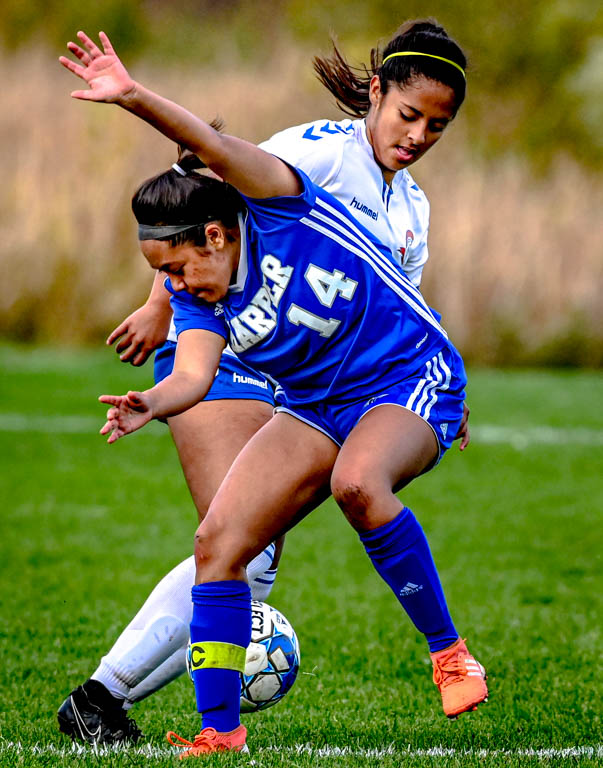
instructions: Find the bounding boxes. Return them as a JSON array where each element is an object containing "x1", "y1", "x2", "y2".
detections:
[{"x1": 259, "y1": 117, "x2": 430, "y2": 287}]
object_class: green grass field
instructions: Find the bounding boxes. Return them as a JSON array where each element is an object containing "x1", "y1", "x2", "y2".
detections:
[{"x1": 0, "y1": 344, "x2": 601, "y2": 767}]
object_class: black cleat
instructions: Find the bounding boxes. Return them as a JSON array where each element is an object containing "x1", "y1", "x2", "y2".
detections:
[{"x1": 57, "y1": 679, "x2": 142, "y2": 745}]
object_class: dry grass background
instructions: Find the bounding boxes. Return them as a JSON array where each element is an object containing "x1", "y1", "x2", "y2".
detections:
[{"x1": 1, "y1": 48, "x2": 602, "y2": 364}]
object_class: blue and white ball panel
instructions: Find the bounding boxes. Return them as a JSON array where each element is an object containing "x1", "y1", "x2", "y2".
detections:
[
  {"x1": 275, "y1": 346, "x2": 466, "y2": 460},
  {"x1": 153, "y1": 340, "x2": 275, "y2": 405}
]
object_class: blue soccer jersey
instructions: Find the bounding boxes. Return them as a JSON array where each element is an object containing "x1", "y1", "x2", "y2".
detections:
[{"x1": 168, "y1": 171, "x2": 460, "y2": 408}]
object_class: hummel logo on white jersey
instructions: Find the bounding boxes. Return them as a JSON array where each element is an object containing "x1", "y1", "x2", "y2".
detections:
[
  {"x1": 399, "y1": 582, "x2": 423, "y2": 596},
  {"x1": 350, "y1": 196, "x2": 379, "y2": 221}
]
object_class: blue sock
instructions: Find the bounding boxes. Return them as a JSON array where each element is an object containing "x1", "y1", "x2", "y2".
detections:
[
  {"x1": 189, "y1": 580, "x2": 251, "y2": 732},
  {"x1": 359, "y1": 507, "x2": 458, "y2": 652}
]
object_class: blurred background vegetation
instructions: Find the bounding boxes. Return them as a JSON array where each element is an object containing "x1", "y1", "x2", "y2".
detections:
[{"x1": 1, "y1": 0, "x2": 602, "y2": 365}]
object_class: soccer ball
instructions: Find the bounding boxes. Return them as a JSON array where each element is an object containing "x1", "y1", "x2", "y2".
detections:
[
  {"x1": 241, "y1": 600, "x2": 300, "y2": 712},
  {"x1": 186, "y1": 600, "x2": 300, "y2": 713}
]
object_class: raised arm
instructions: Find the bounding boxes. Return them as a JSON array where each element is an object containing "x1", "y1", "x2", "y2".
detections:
[{"x1": 59, "y1": 31, "x2": 301, "y2": 199}]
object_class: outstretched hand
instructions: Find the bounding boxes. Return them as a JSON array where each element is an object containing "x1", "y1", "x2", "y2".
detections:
[
  {"x1": 59, "y1": 30, "x2": 135, "y2": 103},
  {"x1": 107, "y1": 303, "x2": 172, "y2": 367},
  {"x1": 99, "y1": 391, "x2": 154, "y2": 443}
]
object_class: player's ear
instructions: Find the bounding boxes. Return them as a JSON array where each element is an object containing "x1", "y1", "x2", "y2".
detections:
[
  {"x1": 369, "y1": 75, "x2": 383, "y2": 108},
  {"x1": 204, "y1": 222, "x2": 226, "y2": 250}
]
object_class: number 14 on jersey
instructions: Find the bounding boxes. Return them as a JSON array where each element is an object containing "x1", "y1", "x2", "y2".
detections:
[{"x1": 287, "y1": 264, "x2": 358, "y2": 338}]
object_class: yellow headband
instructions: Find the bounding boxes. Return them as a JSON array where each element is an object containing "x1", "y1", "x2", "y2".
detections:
[{"x1": 382, "y1": 51, "x2": 466, "y2": 80}]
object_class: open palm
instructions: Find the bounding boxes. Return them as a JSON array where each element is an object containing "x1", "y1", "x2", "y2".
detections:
[
  {"x1": 59, "y1": 31, "x2": 135, "y2": 103},
  {"x1": 99, "y1": 391, "x2": 153, "y2": 443}
]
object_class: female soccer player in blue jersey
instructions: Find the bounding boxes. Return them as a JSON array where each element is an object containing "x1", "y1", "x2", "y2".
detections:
[
  {"x1": 60, "y1": 30, "x2": 487, "y2": 755},
  {"x1": 57, "y1": 22, "x2": 474, "y2": 744}
]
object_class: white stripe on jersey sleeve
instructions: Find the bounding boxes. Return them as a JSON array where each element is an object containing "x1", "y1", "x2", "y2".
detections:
[
  {"x1": 299, "y1": 200, "x2": 447, "y2": 338},
  {"x1": 299, "y1": 215, "x2": 446, "y2": 337},
  {"x1": 312, "y1": 196, "x2": 436, "y2": 312}
]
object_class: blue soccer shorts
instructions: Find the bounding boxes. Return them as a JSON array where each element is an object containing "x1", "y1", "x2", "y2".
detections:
[
  {"x1": 274, "y1": 347, "x2": 466, "y2": 463},
  {"x1": 154, "y1": 340, "x2": 275, "y2": 405}
]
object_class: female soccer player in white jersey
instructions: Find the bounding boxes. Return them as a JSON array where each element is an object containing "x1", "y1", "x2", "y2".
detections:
[{"x1": 59, "y1": 29, "x2": 487, "y2": 755}]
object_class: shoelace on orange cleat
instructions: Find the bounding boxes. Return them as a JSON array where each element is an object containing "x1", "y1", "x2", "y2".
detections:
[
  {"x1": 166, "y1": 728, "x2": 228, "y2": 755},
  {"x1": 167, "y1": 731, "x2": 195, "y2": 749},
  {"x1": 432, "y1": 639, "x2": 470, "y2": 688}
]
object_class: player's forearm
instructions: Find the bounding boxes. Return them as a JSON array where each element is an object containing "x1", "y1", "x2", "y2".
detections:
[
  {"x1": 142, "y1": 369, "x2": 213, "y2": 421},
  {"x1": 146, "y1": 272, "x2": 172, "y2": 312},
  {"x1": 120, "y1": 83, "x2": 226, "y2": 170},
  {"x1": 118, "y1": 83, "x2": 299, "y2": 198}
]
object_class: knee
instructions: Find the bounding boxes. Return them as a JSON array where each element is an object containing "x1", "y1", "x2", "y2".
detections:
[
  {"x1": 193, "y1": 518, "x2": 231, "y2": 571},
  {"x1": 193, "y1": 518, "x2": 248, "y2": 580},
  {"x1": 331, "y1": 470, "x2": 378, "y2": 530},
  {"x1": 193, "y1": 523, "x2": 216, "y2": 569}
]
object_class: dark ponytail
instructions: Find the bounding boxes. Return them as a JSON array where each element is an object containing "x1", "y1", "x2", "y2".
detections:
[
  {"x1": 313, "y1": 20, "x2": 467, "y2": 118},
  {"x1": 131, "y1": 144, "x2": 245, "y2": 248}
]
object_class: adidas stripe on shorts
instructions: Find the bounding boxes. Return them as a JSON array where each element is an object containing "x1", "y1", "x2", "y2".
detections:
[{"x1": 274, "y1": 346, "x2": 466, "y2": 463}]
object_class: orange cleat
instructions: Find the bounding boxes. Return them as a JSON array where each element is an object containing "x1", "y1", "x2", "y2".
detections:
[
  {"x1": 166, "y1": 725, "x2": 248, "y2": 758},
  {"x1": 430, "y1": 637, "x2": 488, "y2": 718}
]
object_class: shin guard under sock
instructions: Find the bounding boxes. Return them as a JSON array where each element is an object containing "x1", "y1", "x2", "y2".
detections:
[
  {"x1": 359, "y1": 507, "x2": 458, "y2": 652},
  {"x1": 189, "y1": 581, "x2": 251, "y2": 732}
]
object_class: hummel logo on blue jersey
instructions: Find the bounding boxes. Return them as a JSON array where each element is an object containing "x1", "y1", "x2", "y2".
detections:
[
  {"x1": 214, "y1": 303, "x2": 224, "y2": 316},
  {"x1": 399, "y1": 582, "x2": 423, "y2": 596},
  {"x1": 415, "y1": 333, "x2": 428, "y2": 349},
  {"x1": 233, "y1": 372, "x2": 269, "y2": 390},
  {"x1": 364, "y1": 393, "x2": 390, "y2": 407},
  {"x1": 350, "y1": 197, "x2": 379, "y2": 221}
]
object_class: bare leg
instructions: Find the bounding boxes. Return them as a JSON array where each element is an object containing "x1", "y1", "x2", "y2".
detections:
[
  {"x1": 184, "y1": 414, "x2": 337, "y2": 733},
  {"x1": 92, "y1": 398, "x2": 276, "y2": 702},
  {"x1": 192, "y1": 412, "x2": 339, "y2": 583},
  {"x1": 331, "y1": 405, "x2": 438, "y2": 531},
  {"x1": 167, "y1": 399, "x2": 274, "y2": 521}
]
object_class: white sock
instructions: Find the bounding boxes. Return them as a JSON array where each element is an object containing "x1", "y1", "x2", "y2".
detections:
[
  {"x1": 92, "y1": 545, "x2": 279, "y2": 703},
  {"x1": 91, "y1": 556, "x2": 195, "y2": 700},
  {"x1": 247, "y1": 542, "x2": 277, "y2": 600},
  {"x1": 124, "y1": 646, "x2": 189, "y2": 707}
]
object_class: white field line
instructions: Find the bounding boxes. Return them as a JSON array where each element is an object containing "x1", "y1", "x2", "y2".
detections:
[
  {"x1": 0, "y1": 413, "x2": 165, "y2": 435},
  {"x1": 0, "y1": 740, "x2": 602, "y2": 761},
  {"x1": 1, "y1": 412, "x2": 602, "y2": 447},
  {"x1": 471, "y1": 424, "x2": 603, "y2": 448}
]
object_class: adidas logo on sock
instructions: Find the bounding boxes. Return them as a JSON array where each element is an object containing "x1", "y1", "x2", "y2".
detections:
[{"x1": 399, "y1": 582, "x2": 423, "y2": 596}]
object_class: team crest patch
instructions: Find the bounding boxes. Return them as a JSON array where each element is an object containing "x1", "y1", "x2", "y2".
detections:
[{"x1": 398, "y1": 229, "x2": 415, "y2": 259}]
